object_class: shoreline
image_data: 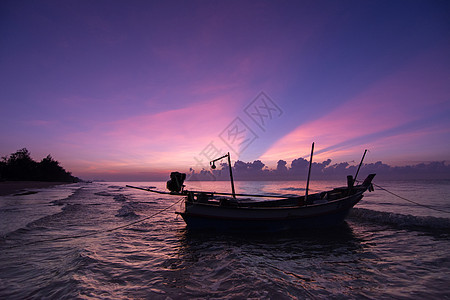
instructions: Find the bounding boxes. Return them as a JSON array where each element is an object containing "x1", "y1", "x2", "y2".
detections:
[{"x1": 0, "y1": 181, "x2": 71, "y2": 196}]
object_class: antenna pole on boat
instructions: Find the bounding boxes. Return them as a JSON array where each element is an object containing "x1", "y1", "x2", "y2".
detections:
[
  {"x1": 305, "y1": 142, "x2": 314, "y2": 204},
  {"x1": 210, "y1": 152, "x2": 236, "y2": 199},
  {"x1": 353, "y1": 149, "x2": 367, "y2": 185}
]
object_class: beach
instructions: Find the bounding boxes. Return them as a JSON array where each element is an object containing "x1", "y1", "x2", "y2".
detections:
[{"x1": 0, "y1": 181, "x2": 70, "y2": 196}]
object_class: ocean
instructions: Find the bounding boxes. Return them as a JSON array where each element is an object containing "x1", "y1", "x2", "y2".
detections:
[{"x1": 1, "y1": 179, "x2": 449, "y2": 299}]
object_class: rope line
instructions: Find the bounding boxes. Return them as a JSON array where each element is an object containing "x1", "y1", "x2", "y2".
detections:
[
  {"x1": 372, "y1": 183, "x2": 450, "y2": 214},
  {"x1": 2, "y1": 197, "x2": 185, "y2": 250}
]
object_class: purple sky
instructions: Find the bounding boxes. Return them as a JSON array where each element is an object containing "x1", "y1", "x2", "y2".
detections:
[{"x1": 1, "y1": 1, "x2": 449, "y2": 180}]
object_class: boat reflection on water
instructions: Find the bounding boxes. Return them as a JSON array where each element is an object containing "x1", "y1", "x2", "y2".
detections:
[
  {"x1": 170, "y1": 222, "x2": 368, "y2": 298},
  {"x1": 176, "y1": 220, "x2": 363, "y2": 256}
]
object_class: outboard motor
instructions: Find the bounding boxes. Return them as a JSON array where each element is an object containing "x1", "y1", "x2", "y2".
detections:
[{"x1": 166, "y1": 172, "x2": 186, "y2": 193}]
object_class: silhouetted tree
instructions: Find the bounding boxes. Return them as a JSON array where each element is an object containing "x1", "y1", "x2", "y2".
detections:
[
  {"x1": 0, "y1": 157, "x2": 7, "y2": 181},
  {"x1": 1, "y1": 148, "x2": 79, "y2": 182},
  {"x1": 37, "y1": 155, "x2": 73, "y2": 181},
  {"x1": 3, "y1": 148, "x2": 37, "y2": 180}
]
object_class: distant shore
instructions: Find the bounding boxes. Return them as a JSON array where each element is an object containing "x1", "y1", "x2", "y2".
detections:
[{"x1": 0, "y1": 181, "x2": 71, "y2": 196}]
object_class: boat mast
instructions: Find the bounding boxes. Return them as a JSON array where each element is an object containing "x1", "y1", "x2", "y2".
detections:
[
  {"x1": 227, "y1": 152, "x2": 236, "y2": 199},
  {"x1": 305, "y1": 142, "x2": 314, "y2": 203},
  {"x1": 353, "y1": 149, "x2": 367, "y2": 186}
]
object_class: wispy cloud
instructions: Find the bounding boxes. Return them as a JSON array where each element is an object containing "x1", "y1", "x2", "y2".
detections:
[
  {"x1": 260, "y1": 46, "x2": 450, "y2": 165},
  {"x1": 61, "y1": 96, "x2": 242, "y2": 174}
]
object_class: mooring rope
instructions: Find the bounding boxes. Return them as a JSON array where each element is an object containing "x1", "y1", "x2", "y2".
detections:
[
  {"x1": 371, "y1": 182, "x2": 450, "y2": 214},
  {"x1": 1, "y1": 197, "x2": 185, "y2": 250}
]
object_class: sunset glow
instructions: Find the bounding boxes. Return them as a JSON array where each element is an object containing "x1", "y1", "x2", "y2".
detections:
[{"x1": 1, "y1": 1, "x2": 449, "y2": 180}]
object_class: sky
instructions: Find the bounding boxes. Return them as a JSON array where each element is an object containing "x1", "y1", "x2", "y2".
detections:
[{"x1": 1, "y1": 0, "x2": 449, "y2": 181}]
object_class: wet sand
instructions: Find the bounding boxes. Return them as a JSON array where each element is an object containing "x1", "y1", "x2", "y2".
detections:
[{"x1": 0, "y1": 181, "x2": 71, "y2": 196}]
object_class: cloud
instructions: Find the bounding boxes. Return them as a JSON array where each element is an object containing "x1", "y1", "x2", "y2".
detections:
[
  {"x1": 259, "y1": 45, "x2": 450, "y2": 166},
  {"x1": 189, "y1": 156, "x2": 450, "y2": 182},
  {"x1": 59, "y1": 95, "x2": 245, "y2": 175}
]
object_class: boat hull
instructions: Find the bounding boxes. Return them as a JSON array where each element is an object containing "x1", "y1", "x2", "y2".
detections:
[{"x1": 177, "y1": 192, "x2": 364, "y2": 232}]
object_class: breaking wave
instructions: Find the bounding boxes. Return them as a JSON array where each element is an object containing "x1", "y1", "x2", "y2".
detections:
[
  {"x1": 116, "y1": 203, "x2": 139, "y2": 218},
  {"x1": 113, "y1": 194, "x2": 127, "y2": 202},
  {"x1": 108, "y1": 185, "x2": 125, "y2": 190},
  {"x1": 94, "y1": 191, "x2": 113, "y2": 197},
  {"x1": 350, "y1": 208, "x2": 450, "y2": 232},
  {"x1": 281, "y1": 187, "x2": 306, "y2": 191}
]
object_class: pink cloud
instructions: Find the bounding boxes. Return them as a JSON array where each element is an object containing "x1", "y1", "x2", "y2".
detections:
[
  {"x1": 260, "y1": 46, "x2": 450, "y2": 166},
  {"x1": 60, "y1": 95, "x2": 244, "y2": 175}
]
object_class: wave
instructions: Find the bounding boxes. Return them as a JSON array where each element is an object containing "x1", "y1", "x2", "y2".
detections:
[
  {"x1": 50, "y1": 186, "x2": 83, "y2": 206},
  {"x1": 108, "y1": 185, "x2": 125, "y2": 190},
  {"x1": 1, "y1": 188, "x2": 85, "y2": 238},
  {"x1": 113, "y1": 194, "x2": 127, "y2": 202},
  {"x1": 350, "y1": 208, "x2": 450, "y2": 232},
  {"x1": 94, "y1": 191, "x2": 113, "y2": 197},
  {"x1": 95, "y1": 191, "x2": 129, "y2": 202},
  {"x1": 281, "y1": 187, "x2": 305, "y2": 191},
  {"x1": 116, "y1": 203, "x2": 138, "y2": 218}
]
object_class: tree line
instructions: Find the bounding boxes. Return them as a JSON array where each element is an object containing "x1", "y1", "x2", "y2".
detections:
[{"x1": 0, "y1": 148, "x2": 79, "y2": 182}]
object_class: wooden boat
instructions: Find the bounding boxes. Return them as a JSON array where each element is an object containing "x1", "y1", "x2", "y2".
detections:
[
  {"x1": 127, "y1": 145, "x2": 376, "y2": 232},
  {"x1": 176, "y1": 174, "x2": 375, "y2": 231}
]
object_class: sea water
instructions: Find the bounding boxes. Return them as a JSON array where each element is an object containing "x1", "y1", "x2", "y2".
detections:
[{"x1": 0, "y1": 179, "x2": 449, "y2": 299}]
